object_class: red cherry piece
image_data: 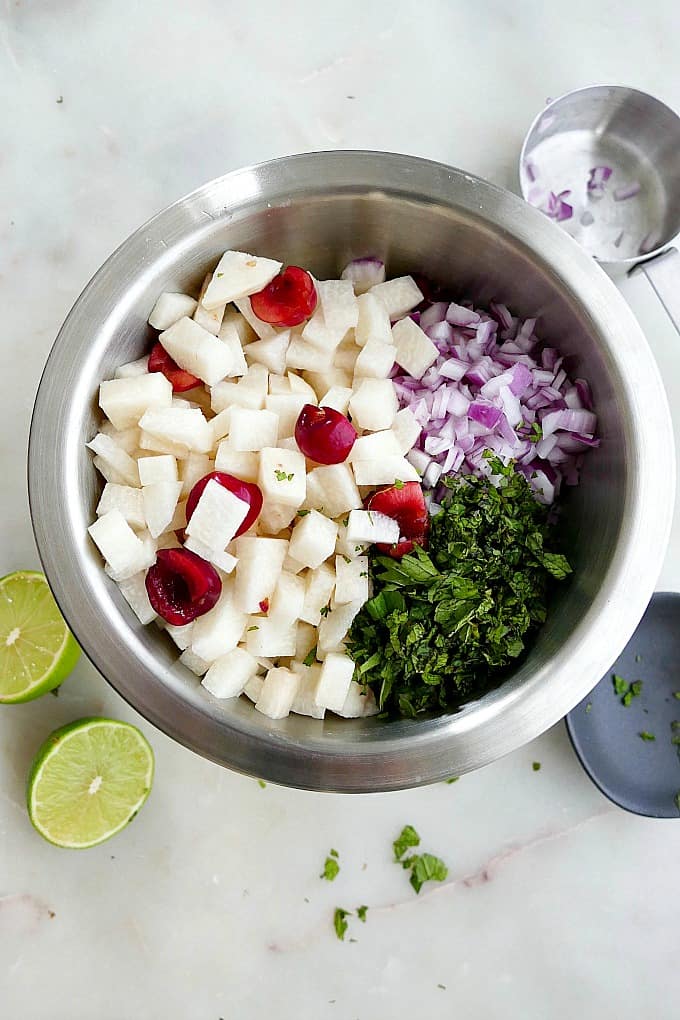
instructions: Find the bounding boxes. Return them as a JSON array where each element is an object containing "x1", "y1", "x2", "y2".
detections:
[
  {"x1": 250, "y1": 266, "x2": 318, "y2": 327},
  {"x1": 367, "y1": 481, "x2": 429, "y2": 559},
  {"x1": 145, "y1": 548, "x2": 222, "y2": 625},
  {"x1": 186, "y1": 472, "x2": 263, "y2": 537},
  {"x1": 148, "y1": 341, "x2": 201, "y2": 393},
  {"x1": 259, "y1": 598, "x2": 269, "y2": 614},
  {"x1": 294, "y1": 404, "x2": 357, "y2": 465}
]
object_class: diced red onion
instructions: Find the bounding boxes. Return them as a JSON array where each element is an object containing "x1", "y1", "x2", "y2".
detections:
[
  {"x1": 613, "y1": 181, "x2": 640, "y2": 202},
  {"x1": 587, "y1": 166, "x2": 612, "y2": 196},
  {"x1": 340, "y1": 257, "x2": 386, "y2": 294},
  {"x1": 420, "y1": 302, "x2": 449, "y2": 330},
  {"x1": 446, "y1": 302, "x2": 481, "y2": 327}
]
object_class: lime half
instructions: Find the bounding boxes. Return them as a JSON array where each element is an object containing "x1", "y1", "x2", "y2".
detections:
[
  {"x1": 0, "y1": 570, "x2": 80, "y2": 703},
  {"x1": 27, "y1": 718, "x2": 154, "y2": 849}
]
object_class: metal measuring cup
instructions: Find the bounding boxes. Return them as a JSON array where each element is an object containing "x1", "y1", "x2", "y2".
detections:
[{"x1": 520, "y1": 85, "x2": 680, "y2": 331}]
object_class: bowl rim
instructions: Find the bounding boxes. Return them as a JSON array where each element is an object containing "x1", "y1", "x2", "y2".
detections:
[{"x1": 28, "y1": 149, "x2": 675, "y2": 791}]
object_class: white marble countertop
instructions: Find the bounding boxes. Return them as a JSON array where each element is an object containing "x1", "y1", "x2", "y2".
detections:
[{"x1": 2, "y1": 2, "x2": 680, "y2": 1017}]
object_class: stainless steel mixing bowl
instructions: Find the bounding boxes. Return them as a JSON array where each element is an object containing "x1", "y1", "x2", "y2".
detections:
[{"x1": 28, "y1": 151, "x2": 674, "y2": 792}]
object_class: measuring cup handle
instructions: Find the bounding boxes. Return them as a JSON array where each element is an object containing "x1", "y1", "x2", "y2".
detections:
[{"x1": 631, "y1": 248, "x2": 680, "y2": 335}]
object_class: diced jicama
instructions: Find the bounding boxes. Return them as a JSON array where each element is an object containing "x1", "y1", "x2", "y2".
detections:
[
  {"x1": 190, "y1": 589, "x2": 247, "y2": 662},
  {"x1": 193, "y1": 273, "x2": 226, "y2": 335},
  {"x1": 352, "y1": 456, "x2": 419, "y2": 486},
  {"x1": 138, "y1": 455, "x2": 178, "y2": 486},
  {"x1": 303, "y1": 367, "x2": 353, "y2": 397},
  {"x1": 88, "y1": 509, "x2": 156, "y2": 581},
  {"x1": 211, "y1": 379, "x2": 264, "y2": 412},
  {"x1": 288, "y1": 510, "x2": 338, "y2": 569},
  {"x1": 209, "y1": 408, "x2": 232, "y2": 445},
  {"x1": 294, "y1": 621, "x2": 316, "y2": 661},
  {"x1": 164, "y1": 621, "x2": 194, "y2": 650},
  {"x1": 142, "y1": 480, "x2": 183, "y2": 538},
  {"x1": 218, "y1": 321, "x2": 248, "y2": 377},
  {"x1": 314, "y1": 652, "x2": 355, "y2": 712},
  {"x1": 202, "y1": 251, "x2": 282, "y2": 309},
  {"x1": 185, "y1": 478, "x2": 250, "y2": 550},
  {"x1": 406, "y1": 448, "x2": 430, "y2": 475},
  {"x1": 114, "y1": 357, "x2": 149, "y2": 379},
  {"x1": 317, "y1": 601, "x2": 363, "y2": 654},
  {"x1": 353, "y1": 339, "x2": 394, "y2": 379},
  {"x1": 336, "y1": 680, "x2": 379, "y2": 718},
  {"x1": 183, "y1": 536, "x2": 238, "y2": 574},
  {"x1": 277, "y1": 436, "x2": 301, "y2": 454},
  {"x1": 245, "y1": 331, "x2": 291, "y2": 375},
  {"x1": 320, "y1": 385, "x2": 353, "y2": 415},
  {"x1": 335, "y1": 519, "x2": 368, "y2": 559},
  {"x1": 355, "y1": 291, "x2": 392, "y2": 347},
  {"x1": 158, "y1": 317, "x2": 233, "y2": 386},
  {"x1": 96, "y1": 483, "x2": 146, "y2": 529},
  {"x1": 221, "y1": 306, "x2": 257, "y2": 346},
  {"x1": 346, "y1": 509, "x2": 399, "y2": 545},
  {"x1": 289, "y1": 663, "x2": 325, "y2": 718},
  {"x1": 179, "y1": 452, "x2": 212, "y2": 497},
  {"x1": 334, "y1": 555, "x2": 369, "y2": 604},
  {"x1": 233, "y1": 536, "x2": 289, "y2": 613},
  {"x1": 268, "y1": 375, "x2": 291, "y2": 395},
  {"x1": 392, "y1": 406, "x2": 422, "y2": 455},
  {"x1": 139, "y1": 407, "x2": 213, "y2": 453},
  {"x1": 300, "y1": 562, "x2": 336, "y2": 626},
  {"x1": 148, "y1": 292, "x2": 198, "y2": 330},
  {"x1": 258, "y1": 448, "x2": 306, "y2": 508},
  {"x1": 286, "y1": 373, "x2": 317, "y2": 401},
  {"x1": 202, "y1": 647, "x2": 257, "y2": 698},
  {"x1": 392, "y1": 317, "x2": 438, "y2": 379},
  {"x1": 116, "y1": 571, "x2": 156, "y2": 624},
  {"x1": 254, "y1": 666, "x2": 300, "y2": 719},
  {"x1": 98, "y1": 372, "x2": 173, "y2": 431},
  {"x1": 318, "y1": 279, "x2": 359, "y2": 332},
  {"x1": 138, "y1": 431, "x2": 190, "y2": 460},
  {"x1": 333, "y1": 340, "x2": 360, "y2": 373},
  {"x1": 240, "y1": 362, "x2": 269, "y2": 394},
  {"x1": 246, "y1": 617, "x2": 297, "y2": 657},
  {"x1": 234, "y1": 296, "x2": 278, "y2": 341},
  {"x1": 269, "y1": 571, "x2": 306, "y2": 625},
  {"x1": 99, "y1": 422, "x2": 141, "y2": 452},
  {"x1": 286, "y1": 333, "x2": 335, "y2": 372},
  {"x1": 92, "y1": 456, "x2": 131, "y2": 486},
  {"x1": 256, "y1": 501, "x2": 296, "y2": 535},
  {"x1": 243, "y1": 672, "x2": 264, "y2": 703},
  {"x1": 88, "y1": 433, "x2": 140, "y2": 487},
  {"x1": 304, "y1": 464, "x2": 362, "y2": 518},
  {"x1": 214, "y1": 442, "x2": 258, "y2": 482},
  {"x1": 349, "y1": 430, "x2": 402, "y2": 462},
  {"x1": 229, "y1": 408, "x2": 278, "y2": 452},
  {"x1": 370, "y1": 275, "x2": 423, "y2": 318},
  {"x1": 349, "y1": 378, "x2": 399, "y2": 431},
  {"x1": 179, "y1": 648, "x2": 210, "y2": 676},
  {"x1": 265, "y1": 394, "x2": 309, "y2": 438}
]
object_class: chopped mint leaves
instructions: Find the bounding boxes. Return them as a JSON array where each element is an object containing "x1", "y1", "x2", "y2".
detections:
[
  {"x1": 356, "y1": 905, "x2": 368, "y2": 923},
  {"x1": 303, "y1": 646, "x2": 317, "y2": 667},
  {"x1": 333, "y1": 908, "x2": 351, "y2": 941},
  {"x1": 639, "y1": 731, "x2": 656, "y2": 742},
  {"x1": 532, "y1": 761, "x2": 541, "y2": 772},
  {"x1": 393, "y1": 825, "x2": 420, "y2": 861},
  {"x1": 275, "y1": 469, "x2": 294, "y2": 482},
  {"x1": 321, "y1": 853, "x2": 340, "y2": 881}
]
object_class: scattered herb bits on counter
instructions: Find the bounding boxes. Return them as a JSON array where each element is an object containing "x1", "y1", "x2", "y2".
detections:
[
  {"x1": 392, "y1": 825, "x2": 448, "y2": 894},
  {"x1": 87, "y1": 251, "x2": 596, "y2": 721},
  {"x1": 321, "y1": 849, "x2": 340, "y2": 881}
]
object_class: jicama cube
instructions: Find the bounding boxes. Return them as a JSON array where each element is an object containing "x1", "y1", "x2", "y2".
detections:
[
  {"x1": 221, "y1": 306, "x2": 257, "y2": 346},
  {"x1": 158, "y1": 317, "x2": 233, "y2": 386},
  {"x1": 180, "y1": 648, "x2": 210, "y2": 676},
  {"x1": 165, "y1": 621, "x2": 194, "y2": 650},
  {"x1": 265, "y1": 394, "x2": 308, "y2": 438},
  {"x1": 349, "y1": 430, "x2": 402, "y2": 462},
  {"x1": 87, "y1": 433, "x2": 140, "y2": 487},
  {"x1": 214, "y1": 442, "x2": 259, "y2": 483},
  {"x1": 318, "y1": 279, "x2": 359, "y2": 329},
  {"x1": 209, "y1": 408, "x2": 232, "y2": 445},
  {"x1": 391, "y1": 317, "x2": 438, "y2": 379},
  {"x1": 142, "y1": 480, "x2": 183, "y2": 538},
  {"x1": 202, "y1": 647, "x2": 258, "y2": 698},
  {"x1": 317, "y1": 601, "x2": 363, "y2": 655},
  {"x1": 303, "y1": 367, "x2": 353, "y2": 397},
  {"x1": 233, "y1": 536, "x2": 289, "y2": 613},
  {"x1": 304, "y1": 464, "x2": 362, "y2": 518},
  {"x1": 92, "y1": 457, "x2": 130, "y2": 486},
  {"x1": 202, "y1": 251, "x2": 282, "y2": 309},
  {"x1": 190, "y1": 589, "x2": 247, "y2": 662},
  {"x1": 243, "y1": 672, "x2": 265, "y2": 703},
  {"x1": 287, "y1": 373, "x2": 317, "y2": 401},
  {"x1": 370, "y1": 275, "x2": 423, "y2": 318},
  {"x1": 245, "y1": 331, "x2": 290, "y2": 375},
  {"x1": 295, "y1": 621, "x2": 317, "y2": 660},
  {"x1": 286, "y1": 334, "x2": 335, "y2": 373},
  {"x1": 114, "y1": 357, "x2": 149, "y2": 379},
  {"x1": 240, "y1": 362, "x2": 269, "y2": 395},
  {"x1": 269, "y1": 374, "x2": 292, "y2": 395},
  {"x1": 185, "y1": 478, "x2": 250, "y2": 549},
  {"x1": 314, "y1": 652, "x2": 355, "y2": 712},
  {"x1": 211, "y1": 379, "x2": 264, "y2": 412},
  {"x1": 193, "y1": 272, "x2": 226, "y2": 335},
  {"x1": 348, "y1": 378, "x2": 398, "y2": 431},
  {"x1": 300, "y1": 561, "x2": 336, "y2": 626},
  {"x1": 353, "y1": 339, "x2": 394, "y2": 379},
  {"x1": 289, "y1": 663, "x2": 325, "y2": 718},
  {"x1": 183, "y1": 536, "x2": 238, "y2": 575},
  {"x1": 99, "y1": 422, "x2": 141, "y2": 452},
  {"x1": 257, "y1": 501, "x2": 296, "y2": 535},
  {"x1": 352, "y1": 456, "x2": 419, "y2": 486},
  {"x1": 269, "y1": 571, "x2": 306, "y2": 625},
  {"x1": 320, "y1": 385, "x2": 353, "y2": 415},
  {"x1": 139, "y1": 407, "x2": 213, "y2": 454},
  {"x1": 138, "y1": 431, "x2": 190, "y2": 459},
  {"x1": 96, "y1": 483, "x2": 146, "y2": 529},
  {"x1": 406, "y1": 448, "x2": 430, "y2": 475},
  {"x1": 288, "y1": 510, "x2": 338, "y2": 569},
  {"x1": 148, "y1": 292, "x2": 198, "y2": 330},
  {"x1": 218, "y1": 321, "x2": 248, "y2": 377},
  {"x1": 179, "y1": 452, "x2": 212, "y2": 497},
  {"x1": 333, "y1": 340, "x2": 360, "y2": 373},
  {"x1": 346, "y1": 509, "x2": 399, "y2": 545},
  {"x1": 355, "y1": 291, "x2": 392, "y2": 347},
  {"x1": 116, "y1": 571, "x2": 156, "y2": 624},
  {"x1": 277, "y1": 437, "x2": 301, "y2": 454},
  {"x1": 336, "y1": 680, "x2": 379, "y2": 718},
  {"x1": 137, "y1": 455, "x2": 178, "y2": 486},
  {"x1": 335, "y1": 518, "x2": 368, "y2": 559},
  {"x1": 334, "y1": 555, "x2": 369, "y2": 604},
  {"x1": 254, "y1": 666, "x2": 300, "y2": 720},
  {"x1": 99, "y1": 373, "x2": 173, "y2": 431},
  {"x1": 245, "y1": 617, "x2": 297, "y2": 657},
  {"x1": 88, "y1": 510, "x2": 156, "y2": 581},
  {"x1": 258, "y1": 448, "x2": 306, "y2": 508},
  {"x1": 229, "y1": 408, "x2": 279, "y2": 452},
  {"x1": 234, "y1": 296, "x2": 278, "y2": 341},
  {"x1": 392, "y1": 406, "x2": 422, "y2": 455}
]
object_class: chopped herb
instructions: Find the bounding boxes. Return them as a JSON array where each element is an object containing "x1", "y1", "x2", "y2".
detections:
[
  {"x1": 356, "y1": 905, "x2": 368, "y2": 922},
  {"x1": 330, "y1": 848, "x2": 339, "y2": 857},
  {"x1": 674, "y1": 692, "x2": 680, "y2": 700},
  {"x1": 635, "y1": 654, "x2": 642, "y2": 663},
  {"x1": 303, "y1": 646, "x2": 317, "y2": 667},
  {"x1": 320, "y1": 604, "x2": 331, "y2": 617},
  {"x1": 342, "y1": 555, "x2": 352, "y2": 564},
  {"x1": 342, "y1": 516, "x2": 350, "y2": 527},
  {"x1": 675, "y1": 792, "x2": 680, "y2": 814},
  {"x1": 444, "y1": 776, "x2": 459, "y2": 784},
  {"x1": 529, "y1": 421, "x2": 543, "y2": 443},
  {"x1": 347, "y1": 460, "x2": 571, "y2": 715},
  {"x1": 247, "y1": 626, "x2": 259, "y2": 632},
  {"x1": 216, "y1": 272, "x2": 224, "y2": 278},
  {"x1": 334, "y1": 908, "x2": 351, "y2": 941},
  {"x1": 297, "y1": 509, "x2": 310, "y2": 517},
  {"x1": 359, "y1": 571, "x2": 368, "y2": 577},
  {"x1": 354, "y1": 545, "x2": 363, "y2": 553},
  {"x1": 275, "y1": 469, "x2": 294, "y2": 482},
  {"x1": 612, "y1": 674, "x2": 629, "y2": 697},
  {"x1": 394, "y1": 479, "x2": 405, "y2": 489},
  {"x1": 393, "y1": 825, "x2": 420, "y2": 861},
  {"x1": 585, "y1": 702, "x2": 592, "y2": 713},
  {"x1": 532, "y1": 761, "x2": 541, "y2": 772},
  {"x1": 321, "y1": 854, "x2": 340, "y2": 881},
  {"x1": 639, "y1": 731, "x2": 656, "y2": 742},
  {"x1": 257, "y1": 779, "x2": 266, "y2": 789},
  {"x1": 404, "y1": 852, "x2": 448, "y2": 894}
]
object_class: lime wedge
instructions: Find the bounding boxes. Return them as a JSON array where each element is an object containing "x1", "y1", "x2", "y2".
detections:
[
  {"x1": 0, "y1": 570, "x2": 80, "y2": 703},
  {"x1": 27, "y1": 718, "x2": 154, "y2": 849}
]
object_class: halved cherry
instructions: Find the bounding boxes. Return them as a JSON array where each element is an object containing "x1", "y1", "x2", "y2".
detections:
[
  {"x1": 294, "y1": 404, "x2": 357, "y2": 464},
  {"x1": 186, "y1": 472, "x2": 263, "y2": 537},
  {"x1": 145, "y1": 547, "x2": 222, "y2": 625},
  {"x1": 148, "y1": 341, "x2": 201, "y2": 393},
  {"x1": 250, "y1": 266, "x2": 317, "y2": 327},
  {"x1": 367, "y1": 481, "x2": 429, "y2": 559}
]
